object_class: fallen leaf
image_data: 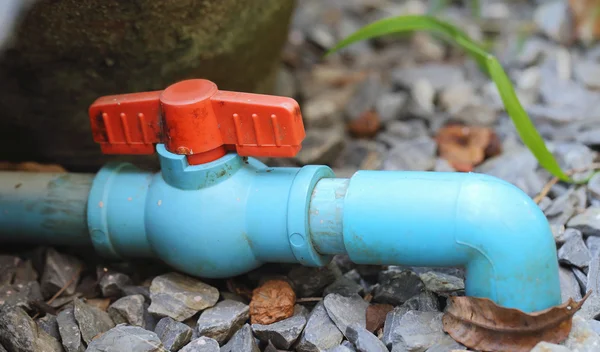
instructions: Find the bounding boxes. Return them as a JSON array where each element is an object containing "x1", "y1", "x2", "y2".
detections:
[
  {"x1": 366, "y1": 303, "x2": 394, "y2": 333},
  {"x1": 435, "y1": 124, "x2": 501, "y2": 172},
  {"x1": 442, "y1": 291, "x2": 591, "y2": 352},
  {"x1": 0, "y1": 161, "x2": 66, "y2": 173},
  {"x1": 249, "y1": 279, "x2": 296, "y2": 325},
  {"x1": 569, "y1": 0, "x2": 600, "y2": 42},
  {"x1": 348, "y1": 110, "x2": 381, "y2": 138}
]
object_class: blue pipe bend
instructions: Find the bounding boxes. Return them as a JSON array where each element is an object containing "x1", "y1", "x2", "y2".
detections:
[
  {"x1": 309, "y1": 171, "x2": 561, "y2": 312},
  {"x1": 0, "y1": 145, "x2": 561, "y2": 313}
]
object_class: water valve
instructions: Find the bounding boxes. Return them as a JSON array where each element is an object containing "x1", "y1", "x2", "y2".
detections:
[{"x1": 89, "y1": 79, "x2": 305, "y2": 164}]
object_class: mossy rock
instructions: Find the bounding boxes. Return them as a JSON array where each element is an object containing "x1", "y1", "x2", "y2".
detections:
[{"x1": 0, "y1": 0, "x2": 296, "y2": 171}]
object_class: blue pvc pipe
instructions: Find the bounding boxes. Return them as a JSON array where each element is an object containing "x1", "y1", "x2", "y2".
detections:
[
  {"x1": 0, "y1": 171, "x2": 93, "y2": 246},
  {"x1": 309, "y1": 171, "x2": 561, "y2": 313},
  {"x1": 0, "y1": 145, "x2": 561, "y2": 312}
]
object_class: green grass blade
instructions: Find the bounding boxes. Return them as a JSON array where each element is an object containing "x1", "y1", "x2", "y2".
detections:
[{"x1": 326, "y1": 15, "x2": 573, "y2": 183}]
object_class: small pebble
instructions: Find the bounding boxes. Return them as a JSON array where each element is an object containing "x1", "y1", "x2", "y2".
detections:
[
  {"x1": 530, "y1": 341, "x2": 570, "y2": 352},
  {"x1": 0, "y1": 304, "x2": 63, "y2": 352},
  {"x1": 57, "y1": 305, "x2": 85, "y2": 352},
  {"x1": 40, "y1": 248, "x2": 83, "y2": 299},
  {"x1": 219, "y1": 324, "x2": 260, "y2": 352},
  {"x1": 568, "y1": 207, "x2": 600, "y2": 237},
  {"x1": 196, "y1": 299, "x2": 249, "y2": 344},
  {"x1": 99, "y1": 271, "x2": 133, "y2": 298},
  {"x1": 323, "y1": 294, "x2": 369, "y2": 340},
  {"x1": 108, "y1": 294, "x2": 147, "y2": 328},
  {"x1": 288, "y1": 262, "x2": 342, "y2": 297},
  {"x1": 73, "y1": 298, "x2": 115, "y2": 344},
  {"x1": 155, "y1": 317, "x2": 193, "y2": 352},
  {"x1": 252, "y1": 314, "x2": 307, "y2": 349},
  {"x1": 564, "y1": 316, "x2": 600, "y2": 351},
  {"x1": 323, "y1": 276, "x2": 364, "y2": 297},
  {"x1": 296, "y1": 301, "x2": 343, "y2": 352},
  {"x1": 148, "y1": 272, "x2": 219, "y2": 321},
  {"x1": 180, "y1": 336, "x2": 220, "y2": 352},
  {"x1": 86, "y1": 325, "x2": 163, "y2": 352},
  {"x1": 558, "y1": 231, "x2": 592, "y2": 269},
  {"x1": 345, "y1": 322, "x2": 388, "y2": 352},
  {"x1": 419, "y1": 271, "x2": 465, "y2": 295},
  {"x1": 373, "y1": 269, "x2": 425, "y2": 306}
]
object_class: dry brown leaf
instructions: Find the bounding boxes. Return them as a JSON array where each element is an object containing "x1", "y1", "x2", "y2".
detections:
[
  {"x1": 366, "y1": 303, "x2": 394, "y2": 333},
  {"x1": 347, "y1": 110, "x2": 381, "y2": 138},
  {"x1": 249, "y1": 279, "x2": 296, "y2": 325},
  {"x1": 442, "y1": 291, "x2": 591, "y2": 352},
  {"x1": 569, "y1": 0, "x2": 600, "y2": 42},
  {"x1": 0, "y1": 161, "x2": 66, "y2": 173},
  {"x1": 435, "y1": 124, "x2": 501, "y2": 172}
]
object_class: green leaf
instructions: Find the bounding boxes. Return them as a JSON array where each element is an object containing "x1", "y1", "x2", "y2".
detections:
[{"x1": 326, "y1": 15, "x2": 574, "y2": 183}]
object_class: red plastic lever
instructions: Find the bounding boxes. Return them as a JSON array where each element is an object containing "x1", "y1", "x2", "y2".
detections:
[{"x1": 89, "y1": 79, "x2": 305, "y2": 165}]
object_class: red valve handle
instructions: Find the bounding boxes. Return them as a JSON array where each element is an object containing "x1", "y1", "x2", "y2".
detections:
[{"x1": 89, "y1": 79, "x2": 305, "y2": 165}]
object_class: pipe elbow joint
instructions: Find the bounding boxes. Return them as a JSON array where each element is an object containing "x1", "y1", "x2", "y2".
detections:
[{"x1": 455, "y1": 173, "x2": 561, "y2": 311}]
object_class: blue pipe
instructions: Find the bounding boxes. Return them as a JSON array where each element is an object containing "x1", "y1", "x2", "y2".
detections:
[{"x1": 0, "y1": 144, "x2": 561, "y2": 313}]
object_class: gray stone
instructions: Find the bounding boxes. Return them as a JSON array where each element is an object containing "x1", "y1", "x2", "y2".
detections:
[
  {"x1": 303, "y1": 95, "x2": 343, "y2": 129},
  {"x1": 434, "y1": 158, "x2": 456, "y2": 172},
  {"x1": 403, "y1": 291, "x2": 440, "y2": 312},
  {"x1": 252, "y1": 314, "x2": 306, "y2": 349},
  {"x1": 40, "y1": 248, "x2": 83, "y2": 299},
  {"x1": 296, "y1": 301, "x2": 343, "y2": 352},
  {"x1": 559, "y1": 231, "x2": 591, "y2": 269},
  {"x1": 550, "y1": 143, "x2": 597, "y2": 182},
  {"x1": 325, "y1": 346, "x2": 354, "y2": 352},
  {"x1": 220, "y1": 324, "x2": 259, "y2": 352},
  {"x1": 559, "y1": 266, "x2": 583, "y2": 303},
  {"x1": 345, "y1": 323, "x2": 387, "y2": 352},
  {"x1": 578, "y1": 128, "x2": 600, "y2": 148},
  {"x1": 387, "y1": 310, "x2": 450, "y2": 352},
  {"x1": 382, "y1": 306, "x2": 410, "y2": 347},
  {"x1": 383, "y1": 120, "x2": 428, "y2": 142},
  {"x1": 13, "y1": 260, "x2": 38, "y2": 287},
  {"x1": 73, "y1": 298, "x2": 115, "y2": 344},
  {"x1": 383, "y1": 136, "x2": 436, "y2": 171},
  {"x1": 288, "y1": 262, "x2": 342, "y2": 297},
  {"x1": 293, "y1": 126, "x2": 345, "y2": 166},
  {"x1": 568, "y1": 207, "x2": 600, "y2": 236},
  {"x1": 577, "y1": 254, "x2": 600, "y2": 319},
  {"x1": 294, "y1": 304, "x2": 310, "y2": 318},
  {"x1": 0, "y1": 281, "x2": 43, "y2": 310},
  {"x1": 409, "y1": 79, "x2": 435, "y2": 116},
  {"x1": 180, "y1": 337, "x2": 219, "y2": 352},
  {"x1": 344, "y1": 73, "x2": 384, "y2": 121},
  {"x1": 148, "y1": 272, "x2": 219, "y2": 322},
  {"x1": 37, "y1": 314, "x2": 60, "y2": 341},
  {"x1": 57, "y1": 306, "x2": 85, "y2": 352},
  {"x1": 545, "y1": 189, "x2": 579, "y2": 226},
  {"x1": 86, "y1": 325, "x2": 163, "y2": 352},
  {"x1": 439, "y1": 82, "x2": 474, "y2": 114},
  {"x1": 452, "y1": 102, "x2": 498, "y2": 127},
  {"x1": 418, "y1": 271, "x2": 464, "y2": 295},
  {"x1": 108, "y1": 294, "x2": 147, "y2": 328},
  {"x1": 334, "y1": 140, "x2": 385, "y2": 170},
  {"x1": 0, "y1": 304, "x2": 63, "y2": 352},
  {"x1": 575, "y1": 60, "x2": 600, "y2": 90},
  {"x1": 475, "y1": 147, "x2": 541, "y2": 197},
  {"x1": 425, "y1": 338, "x2": 467, "y2": 351},
  {"x1": 515, "y1": 37, "x2": 556, "y2": 66},
  {"x1": 375, "y1": 92, "x2": 407, "y2": 123},
  {"x1": 308, "y1": 24, "x2": 336, "y2": 49},
  {"x1": 589, "y1": 319, "x2": 600, "y2": 336},
  {"x1": 392, "y1": 64, "x2": 465, "y2": 92},
  {"x1": 196, "y1": 299, "x2": 249, "y2": 344},
  {"x1": 155, "y1": 317, "x2": 193, "y2": 352},
  {"x1": 323, "y1": 294, "x2": 369, "y2": 340},
  {"x1": 589, "y1": 173, "x2": 600, "y2": 205},
  {"x1": 551, "y1": 225, "x2": 571, "y2": 245},
  {"x1": 323, "y1": 276, "x2": 364, "y2": 297},
  {"x1": 530, "y1": 341, "x2": 570, "y2": 351},
  {"x1": 573, "y1": 267, "x2": 588, "y2": 292},
  {"x1": 373, "y1": 270, "x2": 425, "y2": 306},
  {"x1": 564, "y1": 316, "x2": 600, "y2": 351},
  {"x1": 121, "y1": 286, "x2": 151, "y2": 302},
  {"x1": 533, "y1": 1, "x2": 572, "y2": 45},
  {"x1": 99, "y1": 271, "x2": 133, "y2": 298},
  {"x1": 587, "y1": 236, "x2": 600, "y2": 257}
]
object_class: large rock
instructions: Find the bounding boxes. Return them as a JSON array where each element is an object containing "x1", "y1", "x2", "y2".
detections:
[
  {"x1": 0, "y1": 305, "x2": 63, "y2": 352},
  {"x1": 148, "y1": 272, "x2": 219, "y2": 322},
  {"x1": 86, "y1": 325, "x2": 164, "y2": 352},
  {"x1": 0, "y1": 0, "x2": 296, "y2": 171}
]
